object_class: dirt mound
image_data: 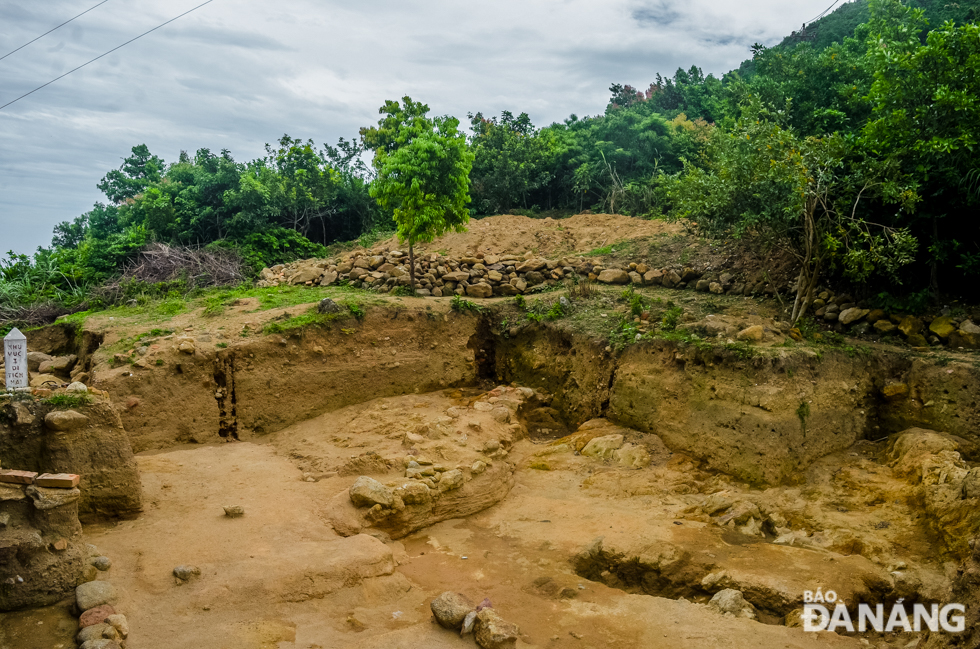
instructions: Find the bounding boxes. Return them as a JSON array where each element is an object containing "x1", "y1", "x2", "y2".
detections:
[{"x1": 377, "y1": 213, "x2": 682, "y2": 258}]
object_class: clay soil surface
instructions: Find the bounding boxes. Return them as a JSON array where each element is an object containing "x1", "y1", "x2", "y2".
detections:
[{"x1": 33, "y1": 388, "x2": 945, "y2": 649}]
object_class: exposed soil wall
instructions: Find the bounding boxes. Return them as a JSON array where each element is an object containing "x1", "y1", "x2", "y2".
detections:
[
  {"x1": 92, "y1": 308, "x2": 484, "y2": 452},
  {"x1": 0, "y1": 397, "x2": 142, "y2": 519}
]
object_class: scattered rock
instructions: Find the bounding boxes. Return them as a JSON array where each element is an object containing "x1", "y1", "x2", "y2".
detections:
[
  {"x1": 475, "y1": 607, "x2": 520, "y2": 649},
  {"x1": 431, "y1": 591, "x2": 474, "y2": 630},
  {"x1": 707, "y1": 589, "x2": 757, "y2": 620},
  {"x1": 223, "y1": 505, "x2": 245, "y2": 518},
  {"x1": 736, "y1": 325, "x2": 765, "y2": 342},
  {"x1": 76, "y1": 581, "x2": 118, "y2": 610},
  {"x1": 91, "y1": 556, "x2": 112, "y2": 572},
  {"x1": 581, "y1": 434, "x2": 624, "y2": 459},
  {"x1": 173, "y1": 565, "x2": 201, "y2": 581},
  {"x1": 349, "y1": 476, "x2": 393, "y2": 508},
  {"x1": 437, "y1": 469, "x2": 465, "y2": 492},
  {"x1": 317, "y1": 298, "x2": 341, "y2": 314}
]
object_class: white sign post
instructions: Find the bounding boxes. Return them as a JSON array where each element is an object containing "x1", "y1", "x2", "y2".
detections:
[{"x1": 4, "y1": 328, "x2": 28, "y2": 390}]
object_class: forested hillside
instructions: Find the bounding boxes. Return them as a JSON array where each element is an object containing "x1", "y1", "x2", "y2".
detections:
[{"x1": 2, "y1": 0, "x2": 979, "y2": 326}]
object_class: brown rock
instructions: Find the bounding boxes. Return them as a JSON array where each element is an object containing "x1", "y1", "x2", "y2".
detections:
[
  {"x1": 865, "y1": 309, "x2": 887, "y2": 324},
  {"x1": 896, "y1": 315, "x2": 922, "y2": 336},
  {"x1": 475, "y1": 608, "x2": 520, "y2": 649},
  {"x1": 597, "y1": 269, "x2": 629, "y2": 284},
  {"x1": 643, "y1": 269, "x2": 663, "y2": 285},
  {"x1": 79, "y1": 604, "x2": 116, "y2": 628},
  {"x1": 874, "y1": 320, "x2": 897, "y2": 334},
  {"x1": 465, "y1": 283, "x2": 493, "y2": 298},
  {"x1": 430, "y1": 591, "x2": 474, "y2": 630},
  {"x1": 950, "y1": 329, "x2": 980, "y2": 349},
  {"x1": 736, "y1": 325, "x2": 765, "y2": 342},
  {"x1": 930, "y1": 316, "x2": 956, "y2": 340},
  {"x1": 44, "y1": 410, "x2": 90, "y2": 431},
  {"x1": 882, "y1": 383, "x2": 909, "y2": 400},
  {"x1": 838, "y1": 308, "x2": 869, "y2": 326}
]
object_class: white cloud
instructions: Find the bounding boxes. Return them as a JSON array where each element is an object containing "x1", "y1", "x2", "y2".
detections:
[{"x1": 0, "y1": 0, "x2": 840, "y2": 253}]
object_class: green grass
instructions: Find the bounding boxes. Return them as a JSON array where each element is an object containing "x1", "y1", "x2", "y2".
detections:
[
  {"x1": 43, "y1": 394, "x2": 92, "y2": 408},
  {"x1": 451, "y1": 294, "x2": 482, "y2": 313},
  {"x1": 583, "y1": 245, "x2": 615, "y2": 257},
  {"x1": 260, "y1": 309, "x2": 350, "y2": 335}
]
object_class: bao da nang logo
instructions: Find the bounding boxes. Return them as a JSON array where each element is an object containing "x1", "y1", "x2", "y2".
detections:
[{"x1": 802, "y1": 590, "x2": 966, "y2": 633}]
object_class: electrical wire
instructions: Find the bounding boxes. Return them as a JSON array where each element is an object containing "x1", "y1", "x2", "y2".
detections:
[
  {"x1": 802, "y1": 0, "x2": 843, "y2": 27},
  {"x1": 0, "y1": 0, "x2": 216, "y2": 112},
  {"x1": 0, "y1": 1, "x2": 112, "y2": 63}
]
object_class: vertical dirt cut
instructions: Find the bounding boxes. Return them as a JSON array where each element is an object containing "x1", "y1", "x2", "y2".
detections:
[{"x1": 213, "y1": 353, "x2": 238, "y2": 440}]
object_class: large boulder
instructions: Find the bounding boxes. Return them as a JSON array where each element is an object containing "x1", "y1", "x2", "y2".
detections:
[
  {"x1": 838, "y1": 308, "x2": 869, "y2": 326},
  {"x1": 930, "y1": 316, "x2": 956, "y2": 340},
  {"x1": 38, "y1": 355, "x2": 77, "y2": 375}
]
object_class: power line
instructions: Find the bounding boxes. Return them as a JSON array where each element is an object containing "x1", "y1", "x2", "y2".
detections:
[
  {"x1": 0, "y1": 0, "x2": 217, "y2": 112},
  {"x1": 803, "y1": 0, "x2": 843, "y2": 27},
  {"x1": 0, "y1": 1, "x2": 112, "y2": 63}
]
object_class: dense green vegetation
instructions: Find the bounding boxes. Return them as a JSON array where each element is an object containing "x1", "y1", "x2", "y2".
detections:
[{"x1": 2, "y1": 0, "x2": 979, "y2": 326}]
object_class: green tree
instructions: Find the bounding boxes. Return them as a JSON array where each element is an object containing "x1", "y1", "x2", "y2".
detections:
[
  {"x1": 97, "y1": 144, "x2": 165, "y2": 203},
  {"x1": 364, "y1": 97, "x2": 474, "y2": 292},
  {"x1": 673, "y1": 103, "x2": 918, "y2": 322},
  {"x1": 863, "y1": 0, "x2": 980, "y2": 288}
]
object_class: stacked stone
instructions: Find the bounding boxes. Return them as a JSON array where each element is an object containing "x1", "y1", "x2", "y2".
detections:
[{"x1": 74, "y1": 570, "x2": 129, "y2": 649}]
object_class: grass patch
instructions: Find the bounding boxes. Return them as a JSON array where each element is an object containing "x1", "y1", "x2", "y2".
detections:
[
  {"x1": 451, "y1": 294, "x2": 482, "y2": 313},
  {"x1": 43, "y1": 394, "x2": 92, "y2": 408}
]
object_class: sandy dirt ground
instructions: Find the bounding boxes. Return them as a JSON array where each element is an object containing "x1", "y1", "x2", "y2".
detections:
[
  {"x1": 18, "y1": 387, "x2": 944, "y2": 649},
  {"x1": 378, "y1": 213, "x2": 683, "y2": 259}
]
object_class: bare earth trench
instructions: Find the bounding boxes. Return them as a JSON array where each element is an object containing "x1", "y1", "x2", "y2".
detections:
[
  {"x1": 4, "y1": 215, "x2": 980, "y2": 649},
  {"x1": 2, "y1": 385, "x2": 962, "y2": 649}
]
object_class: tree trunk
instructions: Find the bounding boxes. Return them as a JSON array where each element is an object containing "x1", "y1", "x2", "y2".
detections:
[
  {"x1": 408, "y1": 240, "x2": 416, "y2": 295},
  {"x1": 791, "y1": 199, "x2": 821, "y2": 324}
]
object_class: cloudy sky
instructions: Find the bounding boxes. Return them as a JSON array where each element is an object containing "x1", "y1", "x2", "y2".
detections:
[{"x1": 0, "y1": 0, "x2": 837, "y2": 255}]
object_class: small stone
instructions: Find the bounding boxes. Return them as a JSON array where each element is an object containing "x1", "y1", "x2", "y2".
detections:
[
  {"x1": 223, "y1": 505, "x2": 245, "y2": 518},
  {"x1": 91, "y1": 556, "x2": 112, "y2": 571},
  {"x1": 317, "y1": 298, "x2": 341, "y2": 314},
  {"x1": 471, "y1": 460, "x2": 487, "y2": 475},
  {"x1": 736, "y1": 325, "x2": 765, "y2": 342},
  {"x1": 597, "y1": 269, "x2": 629, "y2": 285},
  {"x1": 437, "y1": 469, "x2": 464, "y2": 492},
  {"x1": 66, "y1": 381, "x2": 88, "y2": 393},
  {"x1": 105, "y1": 614, "x2": 129, "y2": 638},
  {"x1": 77, "y1": 564, "x2": 99, "y2": 585},
  {"x1": 930, "y1": 316, "x2": 956, "y2": 340},
  {"x1": 79, "y1": 604, "x2": 116, "y2": 628},
  {"x1": 76, "y1": 581, "x2": 118, "y2": 610},
  {"x1": 79, "y1": 640, "x2": 121, "y2": 649},
  {"x1": 874, "y1": 319, "x2": 897, "y2": 334},
  {"x1": 348, "y1": 476, "x2": 393, "y2": 508},
  {"x1": 475, "y1": 608, "x2": 520, "y2": 649},
  {"x1": 173, "y1": 565, "x2": 202, "y2": 581},
  {"x1": 44, "y1": 410, "x2": 90, "y2": 431},
  {"x1": 77, "y1": 623, "x2": 118, "y2": 644},
  {"x1": 431, "y1": 591, "x2": 474, "y2": 630},
  {"x1": 838, "y1": 307, "x2": 869, "y2": 326},
  {"x1": 707, "y1": 589, "x2": 757, "y2": 620}
]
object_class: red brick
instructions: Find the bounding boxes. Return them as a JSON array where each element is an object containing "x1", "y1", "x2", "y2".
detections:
[
  {"x1": 0, "y1": 470, "x2": 37, "y2": 485},
  {"x1": 36, "y1": 473, "x2": 80, "y2": 488}
]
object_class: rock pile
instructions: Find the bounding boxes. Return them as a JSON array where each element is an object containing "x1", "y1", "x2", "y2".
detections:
[
  {"x1": 430, "y1": 591, "x2": 520, "y2": 649},
  {"x1": 74, "y1": 568, "x2": 129, "y2": 649},
  {"x1": 257, "y1": 250, "x2": 747, "y2": 298}
]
